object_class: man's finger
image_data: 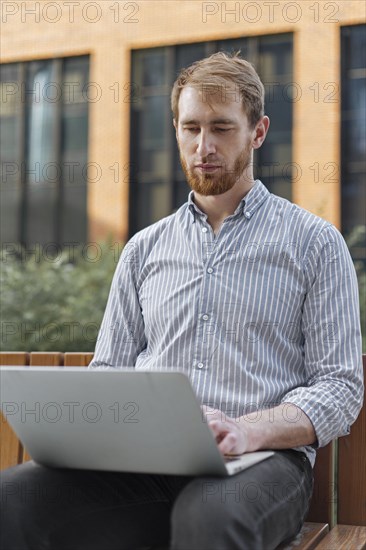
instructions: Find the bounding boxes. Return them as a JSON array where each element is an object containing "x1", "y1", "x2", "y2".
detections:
[
  {"x1": 207, "y1": 419, "x2": 227, "y2": 434},
  {"x1": 217, "y1": 431, "x2": 238, "y2": 455},
  {"x1": 207, "y1": 420, "x2": 238, "y2": 452}
]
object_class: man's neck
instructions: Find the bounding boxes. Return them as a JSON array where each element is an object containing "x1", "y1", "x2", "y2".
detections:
[{"x1": 193, "y1": 179, "x2": 255, "y2": 234}]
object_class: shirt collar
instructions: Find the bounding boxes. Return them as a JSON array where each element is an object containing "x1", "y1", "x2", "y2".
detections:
[
  {"x1": 187, "y1": 191, "x2": 206, "y2": 222},
  {"x1": 187, "y1": 180, "x2": 270, "y2": 223}
]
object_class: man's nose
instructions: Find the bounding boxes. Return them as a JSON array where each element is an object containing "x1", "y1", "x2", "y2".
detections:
[{"x1": 196, "y1": 130, "x2": 216, "y2": 157}]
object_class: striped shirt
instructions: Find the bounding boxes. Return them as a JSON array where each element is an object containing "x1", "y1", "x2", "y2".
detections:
[{"x1": 90, "y1": 180, "x2": 364, "y2": 466}]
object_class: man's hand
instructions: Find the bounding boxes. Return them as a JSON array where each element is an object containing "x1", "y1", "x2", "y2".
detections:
[
  {"x1": 201, "y1": 403, "x2": 317, "y2": 456},
  {"x1": 201, "y1": 405, "x2": 250, "y2": 456}
]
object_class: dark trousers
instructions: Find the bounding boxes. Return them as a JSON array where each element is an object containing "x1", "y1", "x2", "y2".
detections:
[{"x1": 1, "y1": 450, "x2": 313, "y2": 550}]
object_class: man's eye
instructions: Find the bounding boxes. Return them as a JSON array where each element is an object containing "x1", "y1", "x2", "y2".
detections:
[{"x1": 182, "y1": 127, "x2": 231, "y2": 133}]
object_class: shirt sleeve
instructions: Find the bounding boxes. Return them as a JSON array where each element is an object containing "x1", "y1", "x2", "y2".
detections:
[
  {"x1": 88, "y1": 240, "x2": 147, "y2": 368},
  {"x1": 281, "y1": 224, "x2": 364, "y2": 448}
]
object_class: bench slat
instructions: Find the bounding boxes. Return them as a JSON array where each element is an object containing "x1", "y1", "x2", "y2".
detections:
[
  {"x1": 306, "y1": 442, "x2": 335, "y2": 526},
  {"x1": 277, "y1": 522, "x2": 329, "y2": 550},
  {"x1": 0, "y1": 418, "x2": 23, "y2": 470},
  {"x1": 338, "y1": 359, "x2": 366, "y2": 526},
  {"x1": 314, "y1": 524, "x2": 366, "y2": 549},
  {"x1": 64, "y1": 353, "x2": 94, "y2": 367},
  {"x1": 29, "y1": 352, "x2": 64, "y2": 366},
  {"x1": 0, "y1": 353, "x2": 30, "y2": 469},
  {"x1": 0, "y1": 352, "x2": 29, "y2": 366}
]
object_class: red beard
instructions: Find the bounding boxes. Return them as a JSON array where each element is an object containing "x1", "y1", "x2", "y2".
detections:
[{"x1": 179, "y1": 144, "x2": 252, "y2": 196}]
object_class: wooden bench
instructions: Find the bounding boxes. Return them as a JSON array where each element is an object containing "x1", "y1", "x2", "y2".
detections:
[{"x1": 1, "y1": 351, "x2": 365, "y2": 549}]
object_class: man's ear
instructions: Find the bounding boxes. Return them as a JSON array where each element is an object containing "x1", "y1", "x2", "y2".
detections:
[{"x1": 252, "y1": 116, "x2": 270, "y2": 150}]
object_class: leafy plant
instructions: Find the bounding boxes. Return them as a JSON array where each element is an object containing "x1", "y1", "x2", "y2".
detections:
[{"x1": 0, "y1": 240, "x2": 121, "y2": 352}]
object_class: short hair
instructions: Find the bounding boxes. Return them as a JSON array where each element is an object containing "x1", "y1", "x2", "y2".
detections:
[{"x1": 171, "y1": 51, "x2": 265, "y2": 128}]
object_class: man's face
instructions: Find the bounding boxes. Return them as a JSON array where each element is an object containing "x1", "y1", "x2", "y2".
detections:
[{"x1": 174, "y1": 86, "x2": 257, "y2": 196}]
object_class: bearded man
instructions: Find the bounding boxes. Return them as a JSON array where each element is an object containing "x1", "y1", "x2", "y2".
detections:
[{"x1": 1, "y1": 52, "x2": 363, "y2": 550}]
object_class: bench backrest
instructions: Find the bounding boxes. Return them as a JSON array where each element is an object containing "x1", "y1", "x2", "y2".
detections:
[{"x1": 1, "y1": 351, "x2": 365, "y2": 527}]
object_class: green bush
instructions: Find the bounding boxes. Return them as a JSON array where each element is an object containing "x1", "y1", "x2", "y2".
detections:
[{"x1": 0, "y1": 240, "x2": 121, "y2": 352}]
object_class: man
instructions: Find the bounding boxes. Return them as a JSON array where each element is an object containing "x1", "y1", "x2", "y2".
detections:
[{"x1": 1, "y1": 52, "x2": 363, "y2": 550}]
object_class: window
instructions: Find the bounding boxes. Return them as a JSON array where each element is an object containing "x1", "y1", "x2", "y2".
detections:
[
  {"x1": 129, "y1": 34, "x2": 293, "y2": 235},
  {"x1": 341, "y1": 25, "x2": 366, "y2": 262},
  {"x1": 0, "y1": 56, "x2": 89, "y2": 248}
]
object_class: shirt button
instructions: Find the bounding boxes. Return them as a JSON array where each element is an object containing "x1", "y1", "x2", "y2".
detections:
[
  {"x1": 202, "y1": 314, "x2": 209, "y2": 321},
  {"x1": 201, "y1": 227, "x2": 208, "y2": 233},
  {"x1": 197, "y1": 362, "x2": 204, "y2": 369},
  {"x1": 207, "y1": 267, "x2": 213, "y2": 274},
  {"x1": 245, "y1": 211, "x2": 251, "y2": 219}
]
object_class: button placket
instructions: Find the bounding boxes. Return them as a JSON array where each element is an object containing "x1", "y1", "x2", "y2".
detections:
[{"x1": 193, "y1": 219, "x2": 221, "y2": 373}]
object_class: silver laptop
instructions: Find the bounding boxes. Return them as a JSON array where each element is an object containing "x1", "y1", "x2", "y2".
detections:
[{"x1": 0, "y1": 366, "x2": 274, "y2": 476}]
